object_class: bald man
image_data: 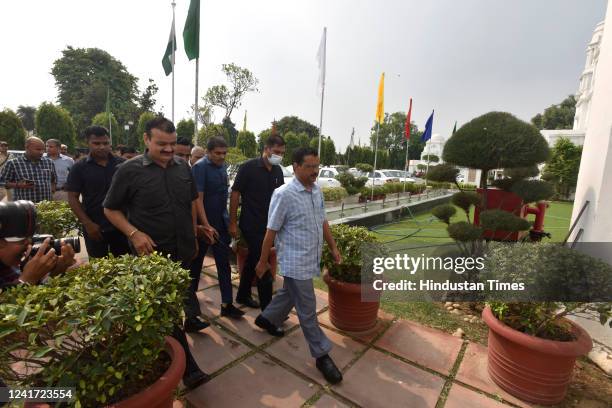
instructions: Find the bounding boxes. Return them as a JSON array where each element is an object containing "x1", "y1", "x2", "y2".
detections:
[
  {"x1": 0, "y1": 137, "x2": 57, "y2": 202},
  {"x1": 190, "y1": 146, "x2": 206, "y2": 167}
]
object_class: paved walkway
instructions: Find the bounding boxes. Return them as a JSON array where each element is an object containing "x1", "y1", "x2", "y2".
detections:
[{"x1": 183, "y1": 259, "x2": 534, "y2": 408}]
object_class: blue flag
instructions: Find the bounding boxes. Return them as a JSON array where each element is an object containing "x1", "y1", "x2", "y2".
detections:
[{"x1": 421, "y1": 110, "x2": 434, "y2": 142}]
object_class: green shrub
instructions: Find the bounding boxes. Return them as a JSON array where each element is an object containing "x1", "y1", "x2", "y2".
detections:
[
  {"x1": 35, "y1": 200, "x2": 80, "y2": 236},
  {"x1": 504, "y1": 165, "x2": 540, "y2": 179},
  {"x1": 355, "y1": 163, "x2": 373, "y2": 173},
  {"x1": 322, "y1": 224, "x2": 378, "y2": 283},
  {"x1": 335, "y1": 172, "x2": 367, "y2": 195},
  {"x1": 479, "y1": 209, "x2": 531, "y2": 233},
  {"x1": 335, "y1": 165, "x2": 349, "y2": 173},
  {"x1": 432, "y1": 204, "x2": 457, "y2": 224},
  {"x1": 451, "y1": 191, "x2": 481, "y2": 215},
  {"x1": 360, "y1": 186, "x2": 386, "y2": 198},
  {"x1": 457, "y1": 183, "x2": 477, "y2": 191},
  {"x1": 427, "y1": 181, "x2": 452, "y2": 189},
  {"x1": 0, "y1": 109, "x2": 26, "y2": 149},
  {"x1": 511, "y1": 179, "x2": 554, "y2": 204},
  {"x1": 447, "y1": 221, "x2": 483, "y2": 241},
  {"x1": 0, "y1": 254, "x2": 189, "y2": 406},
  {"x1": 322, "y1": 187, "x2": 348, "y2": 202},
  {"x1": 486, "y1": 243, "x2": 612, "y2": 340},
  {"x1": 427, "y1": 164, "x2": 459, "y2": 183}
]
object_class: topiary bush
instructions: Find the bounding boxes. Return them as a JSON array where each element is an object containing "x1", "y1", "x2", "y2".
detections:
[
  {"x1": 335, "y1": 172, "x2": 367, "y2": 196},
  {"x1": 432, "y1": 204, "x2": 457, "y2": 224},
  {"x1": 510, "y1": 180, "x2": 555, "y2": 204},
  {"x1": 0, "y1": 254, "x2": 189, "y2": 407},
  {"x1": 35, "y1": 200, "x2": 81, "y2": 236},
  {"x1": 479, "y1": 209, "x2": 531, "y2": 234},
  {"x1": 359, "y1": 186, "x2": 386, "y2": 199},
  {"x1": 427, "y1": 164, "x2": 459, "y2": 184},
  {"x1": 322, "y1": 224, "x2": 378, "y2": 283},
  {"x1": 355, "y1": 163, "x2": 373, "y2": 173},
  {"x1": 322, "y1": 187, "x2": 348, "y2": 202},
  {"x1": 447, "y1": 221, "x2": 483, "y2": 242}
]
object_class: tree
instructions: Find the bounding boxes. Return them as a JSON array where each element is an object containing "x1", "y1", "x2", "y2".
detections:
[
  {"x1": 16, "y1": 105, "x2": 36, "y2": 132},
  {"x1": 0, "y1": 109, "x2": 26, "y2": 149},
  {"x1": 138, "y1": 78, "x2": 158, "y2": 114},
  {"x1": 91, "y1": 112, "x2": 121, "y2": 146},
  {"x1": 222, "y1": 117, "x2": 238, "y2": 146},
  {"x1": 369, "y1": 111, "x2": 425, "y2": 168},
  {"x1": 225, "y1": 147, "x2": 248, "y2": 165},
  {"x1": 310, "y1": 136, "x2": 336, "y2": 166},
  {"x1": 443, "y1": 112, "x2": 550, "y2": 189},
  {"x1": 531, "y1": 95, "x2": 576, "y2": 130},
  {"x1": 421, "y1": 154, "x2": 439, "y2": 162},
  {"x1": 197, "y1": 124, "x2": 229, "y2": 148},
  {"x1": 35, "y1": 102, "x2": 76, "y2": 149},
  {"x1": 203, "y1": 63, "x2": 258, "y2": 120},
  {"x1": 136, "y1": 111, "x2": 157, "y2": 152},
  {"x1": 236, "y1": 130, "x2": 257, "y2": 158},
  {"x1": 541, "y1": 138, "x2": 582, "y2": 199},
  {"x1": 275, "y1": 116, "x2": 319, "y2": 139},
  {"x1": 176, "y1": 119, "x2": 195, "y2": 140},
  {"x1": 51, "y1": 46, "x2": 139, "y2": 135},
  {"x1": 281, "y1": 131, "x2": 311, "y2": 166}
]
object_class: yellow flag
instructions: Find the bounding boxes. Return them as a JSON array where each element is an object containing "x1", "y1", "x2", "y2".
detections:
[{"x1": 375, "y1": 72, "x2": 385, "y2": 123}]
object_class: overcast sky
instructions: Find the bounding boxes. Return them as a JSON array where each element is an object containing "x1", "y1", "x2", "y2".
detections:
[{"x1": 0, "y1": 0, "x2": 608, "y2": 150}]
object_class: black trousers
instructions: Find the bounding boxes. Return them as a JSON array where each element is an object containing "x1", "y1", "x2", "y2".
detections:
[
  {"x1": 236, "y1": 230, "x2": 274, "y2": 311},
  {"x1": 83, "y1": 229, "x2": 131, "y2": 259}
]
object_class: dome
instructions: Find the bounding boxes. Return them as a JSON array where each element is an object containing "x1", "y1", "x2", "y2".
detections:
[{"x1": 430, "y1": 133, "x2": 445, "y2": 143}]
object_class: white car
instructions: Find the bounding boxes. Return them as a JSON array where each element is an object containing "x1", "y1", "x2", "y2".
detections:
[
  {"x1": 365, "y1": 170, "x2": 400, "y2": 186},
  {"x1": 383, "y1": 169, "x2": 415, "y2": 183},
  {"x1": 317, "y1": 167, "x2": 342, "y2": 188}
]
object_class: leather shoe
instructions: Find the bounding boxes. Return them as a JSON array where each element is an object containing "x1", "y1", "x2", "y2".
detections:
[
  {"x1": 183, "y1": 368, "x2": 210, "y2": 390},
  {"x1": 221, "y1": 303, "x2": 245, "y2": 319},
  {"x1": 237, "y1": 297, "x2": 260, "y2": 309},
  {"x1": 184, "y1": 316, "x2": 210, "y2": 333},
  {"x1": 316, "y1": 354, "x2": 343, "y2": 384},
  {"x1": 255, "y1": 315, "x2": 284, "y2": 337}
]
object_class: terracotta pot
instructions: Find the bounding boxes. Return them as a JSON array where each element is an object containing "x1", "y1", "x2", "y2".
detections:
[
  {"x1": 482, "y1": 306, "x2": 592, "y2": 405},
  {"x1": 108, "y1": 336, "x2": 186, "y2": 408},
  {"x1": 237, "y1": 246, "x2": 277, "y2": 286},
  {"x1": 323, "y1": 271, "x2": 380, "y2": 332}
]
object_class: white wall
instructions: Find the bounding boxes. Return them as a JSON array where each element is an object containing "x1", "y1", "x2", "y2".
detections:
[{"x1": 570, "y1": 0, "x2": 612, "y2": 262}]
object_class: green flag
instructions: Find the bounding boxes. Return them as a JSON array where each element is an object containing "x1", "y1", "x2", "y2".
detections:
[
  {"x1": 183, "y1": 0, "x2": 200, "y2": 60},
  {"x1": 162, "y1": 16, "x2": 176, "y2": 76},
  {"x1": 452, "y1": 121, "x2": 457, "y2": 135}
]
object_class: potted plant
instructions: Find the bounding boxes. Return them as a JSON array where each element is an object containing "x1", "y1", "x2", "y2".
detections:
[
  {"x1": 322, "y1": 224, "x2": 381, "y2": 332},
  {"x1": 0, "y1": 253, "x2": 190, "y2": 407},
  {"x1": 359, "y1": 186, "x2": 386, "y2": 202},
  {"x1": 481, "y1": 243, "x2": 612, "y2": 405}
]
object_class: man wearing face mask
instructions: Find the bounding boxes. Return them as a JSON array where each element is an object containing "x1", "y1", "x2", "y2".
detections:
[{"x1": 230, "y1": 135, "x2": 286, "y2": 311}]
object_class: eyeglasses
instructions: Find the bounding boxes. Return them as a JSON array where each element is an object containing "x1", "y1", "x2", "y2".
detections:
[{"x1": 301, "y1": 164, "x2": 320, "y2": 170}]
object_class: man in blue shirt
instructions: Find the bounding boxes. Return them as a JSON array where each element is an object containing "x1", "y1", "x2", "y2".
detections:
[
  {"x1": 45, "y1": 138, "x2": 74, "y2": 201},
  {"x1": 254, "y1": 147, "x2": 343, "y2": 385},
  {"x1": 191, "y1": 136, "x2": 244, "y2": 319}
]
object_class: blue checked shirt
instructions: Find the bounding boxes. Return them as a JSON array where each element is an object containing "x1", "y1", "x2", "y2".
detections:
[
  {"x1": 267, "y1": 177, "x2": 326, "y2": 280},
  {"x1": 0, "y1": 155, "x2": 57, "y2": 202}
]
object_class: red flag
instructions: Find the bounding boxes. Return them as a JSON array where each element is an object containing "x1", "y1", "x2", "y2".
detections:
[{"x1": 404, "y1": 98, "x2": 412, "y2": 140}]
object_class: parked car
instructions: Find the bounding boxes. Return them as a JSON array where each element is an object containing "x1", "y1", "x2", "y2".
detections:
[
  {"x1": 348, "y1": 168, "x2": 366, "y2": 178},
  {"x1": 382, "y1": 169, "x2": 415, "y2": 183},
  {"x1": 317, "y1": 167, "x2": 342, "y2": 188},
  {"x1": 365, "y1": 170, "x2": 400, "y2": 187}
]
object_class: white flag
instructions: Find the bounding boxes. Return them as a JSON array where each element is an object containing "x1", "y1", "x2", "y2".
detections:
[
  {"x1": 316, "y1": 27, "x2": 327, "y2": 91},
  {"x1": 349, "y1": 127, "x2": 355, "y2": 149}
]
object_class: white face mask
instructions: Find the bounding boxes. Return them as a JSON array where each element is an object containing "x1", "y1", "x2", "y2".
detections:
[{"x1": 268, "y1": 154, "x2": 283, "y2": 166}]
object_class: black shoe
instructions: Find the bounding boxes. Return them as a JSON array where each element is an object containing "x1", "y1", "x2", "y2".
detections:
[
  {"x1": 237, "y1": 297, "x2": 260, "y2": 309},
  {"x1": 220, "y1": 303, "x2": 245, "y2": 319},
  {"x1": 316, "y1": 354, "x2": 343, "y2": 384},
  {"x1": 255, "y1": 315, "x2": 284, "y2": 337},
  {"x1": 184, "y1": 316, "x2": 210, "y2": 333},
  {"x1": 183, "y1": 368, "x2": 211, "y2": 390}
]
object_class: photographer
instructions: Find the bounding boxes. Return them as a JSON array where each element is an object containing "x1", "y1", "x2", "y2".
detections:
[{"x1": 0, "y1": 201, "x2": 76, "y2": 289}]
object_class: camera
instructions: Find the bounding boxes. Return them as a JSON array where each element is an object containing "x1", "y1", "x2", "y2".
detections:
[{"x1": 30, "y1": 234, "x2": 81, "y2": 257}]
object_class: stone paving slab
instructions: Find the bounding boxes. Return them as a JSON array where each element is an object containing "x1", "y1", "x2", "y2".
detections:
[
  {"x1": 197, "y1": 273, "x2": 218, "y2": 290},
  {"x1": 445, "y1": 384, "x2": 509, "y2": 408},
  {"x1": 375, "y1": 319, "x2": 463, "y2": 375},
  {"x1": 217, "y1": 306, "x2": 299, "y2": 346},
  {"x1": 311, "y1": 394, "x2": 351, "y2": 407},
  {"x1": 186, "y1": 325, "x2": 251, "y2": 374},
  {"x1": 317, "y1": 311, "x2": 391, "y2": 344},
  {"x1": 266, "y1": 325, "x2": 367, "y2": 382},
  {"x1": 185, "y1": 354, "x2": 318, "y2": 408},
  {"x1": 455, "y1": 343, "x2": 533, "y2": 408},
  {"x1": 332, "y1": 348, "x2": 445, "y2": 408},
  {"x1": 196, "y1": 287, "x2": 225, "y2": 317}
]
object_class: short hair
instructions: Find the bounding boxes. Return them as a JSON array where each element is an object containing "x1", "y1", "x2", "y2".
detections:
[
  {"x1": 292, "y1": 147, "x2": 318, "y2": 165},
  {"x1": 0, "y1": 141, "x2": 8, "y2": 146},
  {"x1": 119, "y1": 146, "x2": 137, "y2": 155},
  {"x1": 145, "y1": 116, "x2": 175, "y2": 138},
  {"x1": 46, "y1": 139, "x2": 61, "y2": 148},
  {"x1": 207, "y1": 136, "x2": 228, "y2": 151},
  {"x1": 176, "y1": 136, "x2": 193, "y2": 147},
  {"x1": 83, "y1": 125, "x2": 109, "y2": 140},
  {"x1": 265, "y1": 134, "x2": 285, "y2": 148}
]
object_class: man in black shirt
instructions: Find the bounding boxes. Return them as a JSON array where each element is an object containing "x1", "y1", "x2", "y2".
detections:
[
  {"x1": 103, "y1": 117, "x2": 209, "y2": 390},
  {"x1": 66, "y1": 126, "x2": 130, "y2": 258},
  {"x1": 230, "y1": 134, "x2": 286, "y2": 311}
]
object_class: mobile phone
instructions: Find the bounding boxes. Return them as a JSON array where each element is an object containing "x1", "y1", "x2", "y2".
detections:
[{"x1": 23, "y1": 179, "x2": 35, "y2": 185}]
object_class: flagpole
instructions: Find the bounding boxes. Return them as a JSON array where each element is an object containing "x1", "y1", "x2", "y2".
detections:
[
  {"x1": 317, "y1": 27, "x2": 327, "y2": 157},
  {"x1": 425, "y1": 141, "x2": 431, "y2": 184},
  {"x1": 403, "y1": 138, "x2": 410, "y2": 192},
  {"x1": 371, "y1": 121, "x2": 380, "y2": 202},
  {"x1": 194, "y1": 58, "x2": 199, "y2": 145},
  {"x1": 106, "y1": 87, "x2": 112, "y2": 146},
  {"x1": 171, "y1": 1, "x2": 176, "y2": 123}
]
